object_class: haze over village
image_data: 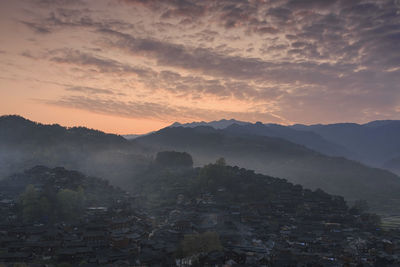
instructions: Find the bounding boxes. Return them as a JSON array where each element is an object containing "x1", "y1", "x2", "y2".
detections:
[{"x1": 0, "y1": 0, "x2": 400, "y2": 266}]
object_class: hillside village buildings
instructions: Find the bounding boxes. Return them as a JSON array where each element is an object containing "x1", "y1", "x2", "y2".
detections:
[{"x1": 1, "y1": 166, "x2": 400, "y2": 266}]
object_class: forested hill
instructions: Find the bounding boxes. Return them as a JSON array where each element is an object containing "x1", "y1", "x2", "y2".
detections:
[
  {"x1": 0, "y1": 165, "x2": 128, "y2": 223},
  {"x1": 134, "y1": 152, "x2": 350, "y2": 212},
  {"x1": 171, "y1": 120, "x2": 351, "y2": 158},
  {"x1": 2, "y1": 115, "x2": 400, "y2": 214},
  {"x1": 0, "y1": 161, "x2": 387, "y2": 266},
  {"x1": 134, "y1": 126, "x2": 400, "y2": 214},
  {"x1": 169, "y1": 119, "x2": 400, "y2": 174},
  {"x1": 0, "y1": 115, "x2": 149, "y2": 184},
  {"x1": 0, "y1": 115, "x2": 128, "y2": 149},
  {"x1": 291, "y1": 121, "x2": 400, "y2": 173},
  {"x1": 224, "y1": 122, "x2": 352, "y2": 158}
]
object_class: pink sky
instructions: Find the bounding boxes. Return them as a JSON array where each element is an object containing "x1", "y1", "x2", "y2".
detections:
[{"x1": 0, "y1": 0, "x2": 399, "y2": 134}]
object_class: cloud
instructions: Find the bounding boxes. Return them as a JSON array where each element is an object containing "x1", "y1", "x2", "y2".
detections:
[
  {"x1": 49, "y1": 49, "x2": 152, "y2": 77},
  {"x1": 11, "y1": 0, "x2": 400, "y2": 124},
  {"x1": 99, "y1": 28, "x2": 343, "y2": 84},
  {"x1": 65, "y1": 86, "x2": 116, "y2": 95},
  {"x1": 24, "y1": 0, "x2": 399, "y2": 76},
  {"x1": 45, "y1": 47, "x2": 284, "y2": 102},
  {"x1": 159, "y1": 74, "x2": 283, "y2": 102},
  {"x1": 20, "y1": 6, "x2": 134, "y2": 36},
  {"x1": 286, "y1": 0, "x2": 338, "y2": 10},
  {"x1": 43, "y1": 95, "x2": 178, "y2": 120},
  {"x1": 20, "y1": 51, "x2": 37, "y2": 59},
  {"x1": 46, "y1": 47, "x2": 283, "y2": 103},
  {"x1": 31, "y1": 0, "x2": 84, "y2": 6},
  {"x1": 121, "y1": 0, "x2": 206, "y2": 19},
  {"x1": 41, "y1": 95, "x2": 285, "y2": 123},
  {"x1": 20, "y1": 21, "x2": 51, "y2": 34},
  {"x1": 45, "y1": 8, "x2": 134, "y2": 31},
  {"x1": 116, "y1": 0, "x2": 400, "y2": 68}
]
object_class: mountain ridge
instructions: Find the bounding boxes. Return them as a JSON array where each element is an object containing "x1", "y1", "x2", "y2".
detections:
[
  {"x1": 168, "y1": 119, "x2": 400, "y2": 173},
  {"x1": 2, "y1": 115, "x2": 400, "y2": 214},
  {"x1": 0, "y1": 114, "x2": 149, "y2": 185},
  {"x1": 135, "y1": 125, "x2": 400, "y2": 214}
]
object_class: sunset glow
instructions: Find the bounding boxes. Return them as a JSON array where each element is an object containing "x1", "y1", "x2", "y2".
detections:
[{"x1": 1, "y1": 0, "x2": 399, "y2": 134}]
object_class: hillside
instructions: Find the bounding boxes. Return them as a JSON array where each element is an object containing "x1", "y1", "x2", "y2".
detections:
[
  {"x1": 291, "y1": 120, "x2": 400, "y2": 171},
  {"x1": 0, "y1": 115, "x2": 149, "y2": 185},
  {"x1": 169, "y1": 119, "x2": 400, "y2": 174},
  {"x1": 170, "y1": 119, "x2": 249, "y2": 129},
  {"x1": 133, "y1": 153, "x2": 349, "y2": 212},
  {"x1": 224, "y1": 122, "x2": 352, "y2": 158},
  {"x1": 383, "y1": 156, "x2": 400, "y2": 175},
  {"x1": 1, "y1": 162, "x2": 393, "y2": 266},
  {"x1": 2, "y1": 115, "x2": 400, "y2": 214},
  {"x1": 0, "y1": 165, "x2": 126, "y2": 214},
  {"x1": 0, "y1": 115, "x2": 128, "y2": 148},
  {"x1": 134, "y1": 126, "x2": 400, "y2": 214}
]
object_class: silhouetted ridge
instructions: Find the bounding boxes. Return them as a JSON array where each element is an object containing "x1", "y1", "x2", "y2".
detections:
[
  {"x1": 169, "y1": 119, "x2": 249, "y2": 129},
  {"x1": 0, "y1": 115, "x2": 149, "y2": 185},
  {"x1": 171, "y1": 118, "x2": 400, "y2": 175},
  {"x1": 225, "y1": 122, "x2": 352, "y2": 158},
  {"x1": 0, "y1": 115, "x2": 128, "y2": 147},
  {"x1": 291, "y1": 121, "x2": 400, "y2": 170}
]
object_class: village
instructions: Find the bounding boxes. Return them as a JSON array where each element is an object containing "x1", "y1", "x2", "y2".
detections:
[{"x1": 0, "y1": 165, "x2": 400, "y2": 266}]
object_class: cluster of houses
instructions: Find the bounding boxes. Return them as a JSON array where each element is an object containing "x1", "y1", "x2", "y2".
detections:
[
  {"x1": 1, "y1": 166, "x2": 400, "y2": 266},
  {"x1": 139, "y1": 184, "x2": 400, "y2": 266},
  {"x1": 0, "y1": 192, "x2": 153, "y2": 266}
]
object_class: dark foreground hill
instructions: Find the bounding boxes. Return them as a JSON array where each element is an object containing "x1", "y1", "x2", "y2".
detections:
[
  {"x1": 2, "y1": 163, "x2": 397, "y2": 266},
  {"x1": 0, "y1": 165, "x2": 129, "y2": 223},
  {"x1": 134, "y1": 126, "x2": 400, "y2": 214}
]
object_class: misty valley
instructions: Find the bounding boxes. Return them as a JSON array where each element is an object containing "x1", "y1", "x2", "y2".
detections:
[
  {"x1": 1, "y1": 115, "x2": 400, "y2": 266},
  {"x1": 2, "y1": 0, "x2": 400, "y2": 265}
]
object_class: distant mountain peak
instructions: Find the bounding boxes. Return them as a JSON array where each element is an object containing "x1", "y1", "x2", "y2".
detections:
[
  {"x1": 170, "y1": 122, "x2": 183, "y2": 127},
  {"x1": 363, "y1": 120, "x2": 400, "y2": 128},
  {"x1": 169, "y1": 118, "x2": 250, "y2": 129},
  {"x1": 0, "y1": 114, "x2": 34, "y2": 124}
]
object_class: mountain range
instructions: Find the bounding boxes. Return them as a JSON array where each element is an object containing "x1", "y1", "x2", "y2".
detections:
[
  {"x1": 0, "y1": 115, "x2": 149, "y2": 185},
  {"x1": 2, "y1": 115, "x2": 400, "y2": 214},
  {"x1": 170, "y1": 119, "x2": 400, "y2": 175},
  {"x1": 291, "y1": 121, "x2": 400, "y2": 170},
  {"x1": 134, "y1": 125, "x2": 400, "y2": 213}
]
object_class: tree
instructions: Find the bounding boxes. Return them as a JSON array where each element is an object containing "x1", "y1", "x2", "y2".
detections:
[
  {"x1": 56, "y1": 263, "x2": 74, "y2": 267},
  {"x1": 155, "y1": 151, "x2": 193, "y2": 169},
  {"x1": 20, "y1": 184, "x2": 39, "y2": 222},
  {"x1": 197, "y1": 162, "x2": 232, "y2": 192},
  {"x1": 215, "y1": 157, "x2": 226, "y2": 166},
  {"x1": 350, "y1": 199, "x2": 370, "y2": 214},
  {"x1": 57, "y1": 187, "x2": 85, "y2": 221},
  {"x1": 19, "y1": 184, "x2": 50, "y2": 222},
  {"x1": 180, "y1": 232, "x2": 222, "y2": 257},
  {"x1": 368, "y1": 213, "x2": 381, "y2": 227}
]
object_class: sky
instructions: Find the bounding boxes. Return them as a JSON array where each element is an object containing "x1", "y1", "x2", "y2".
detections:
[{"x1": 0, "y1": 0, "x2": 399, "y2": 134}]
